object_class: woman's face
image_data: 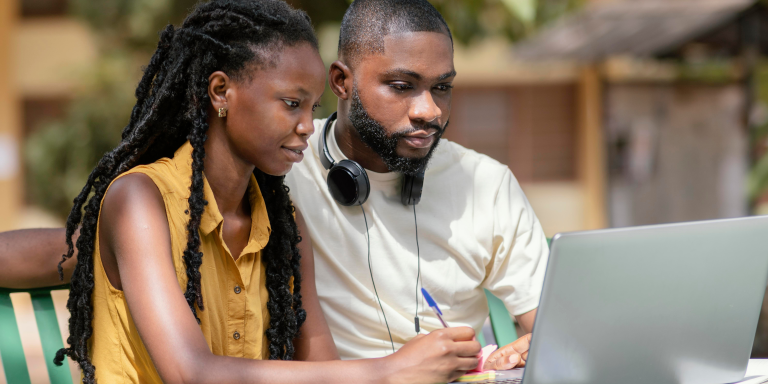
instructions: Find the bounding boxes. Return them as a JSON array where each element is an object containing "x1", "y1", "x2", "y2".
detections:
[{"x1": 222, "y1": 42, "x2": 326, "y2": 176}]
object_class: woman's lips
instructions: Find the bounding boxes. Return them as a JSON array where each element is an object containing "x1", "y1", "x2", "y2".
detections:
[{"x1": 282, "y1": 147, "x2": 304, "y2": 162}]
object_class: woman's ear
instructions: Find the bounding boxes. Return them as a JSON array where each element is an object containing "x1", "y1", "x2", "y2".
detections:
[
  {"x1": 208, "y1": 71, "x2": 231, "y2": 112},
  {"x1": 329, "y1": 60, "x2": 352, "y2": 100}
]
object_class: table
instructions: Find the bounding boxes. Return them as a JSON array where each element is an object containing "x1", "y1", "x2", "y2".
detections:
[
  {"x1": 450, "y1": 360, "x2": 768, "y2": 383},
  {"x1": 747, "y1": 359, "x2": 768, "y2": 376}
]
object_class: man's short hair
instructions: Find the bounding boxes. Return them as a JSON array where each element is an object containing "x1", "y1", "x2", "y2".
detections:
[{"x1": 338, "y1": 0, "x2": 453, "y2": 66}]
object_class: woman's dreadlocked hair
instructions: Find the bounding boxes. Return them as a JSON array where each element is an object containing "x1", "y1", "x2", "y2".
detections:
[{"x1": 53, "y1": 1, "x2": 317, "y2": 381}]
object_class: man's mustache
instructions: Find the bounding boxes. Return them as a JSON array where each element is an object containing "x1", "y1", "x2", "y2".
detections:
[{"x1": 391, "y1": 120, "x2": 449, "y2": 139}]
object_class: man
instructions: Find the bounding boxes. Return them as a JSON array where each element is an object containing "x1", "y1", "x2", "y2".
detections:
[{"x1": 0, "y1": 0, "x2": 547, "y2": 371}]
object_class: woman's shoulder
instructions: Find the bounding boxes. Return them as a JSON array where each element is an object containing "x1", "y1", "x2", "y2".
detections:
[
  {"x1": 119, "y1": 157, "x2": 186, "y2": 196},
  {"x1": 102, "y1": 173, "x2": 166, "y2": 217},
  {"x1": 99, "y1": 172, "x2": 168, "y2": 242},
  {"x1": 99, "y1": 157, "x2": 187, "y2": 224}
]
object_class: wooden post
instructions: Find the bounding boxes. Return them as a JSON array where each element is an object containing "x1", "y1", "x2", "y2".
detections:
[
  {"x1": 0, "y1": 0, "x2": 21, "y2": 231},
  {"x1": 577, "y1": 65, "x2": 608, "y2": 230}
]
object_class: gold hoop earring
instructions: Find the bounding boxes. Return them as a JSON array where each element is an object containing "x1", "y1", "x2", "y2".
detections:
[{"x1": 218, "y1": 107, "x2": 228, "y2": 117}]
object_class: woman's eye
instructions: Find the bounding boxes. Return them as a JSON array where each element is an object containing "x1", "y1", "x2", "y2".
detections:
[
  {"x1": 284, "y1": 100, "x2": 300, "y2": 108},
  {"x1": 312, "y1": 104, "x2": 321, "y2": 112}
]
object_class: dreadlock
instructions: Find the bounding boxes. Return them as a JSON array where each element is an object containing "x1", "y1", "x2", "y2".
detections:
[{"x1": 53, "y1": 1, "x2": 317, "y2": 381}]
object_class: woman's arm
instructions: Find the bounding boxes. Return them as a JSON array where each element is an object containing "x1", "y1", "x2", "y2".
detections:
[
  {"x1": 0, "y1": 228, "x2": 77, "y2": 288},
  {"x1": 101, "y1": 174, "x2": 480, "y2": 384},
  {"x1": 292, "y1": 207, "x2": 339, "y2": 361}
]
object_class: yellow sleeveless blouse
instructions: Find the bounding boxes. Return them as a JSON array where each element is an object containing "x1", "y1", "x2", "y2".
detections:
[{"x1": 89, "y1": 141, "x2": 272, "y2": 382}]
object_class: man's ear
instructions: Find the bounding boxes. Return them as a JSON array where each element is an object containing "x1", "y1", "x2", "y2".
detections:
[
  {"x1": 329, "y1": 60, "x2": 353, "y2": 100},
  {"x1": 208, "y1": 71, "x2": 231, "y2": 112}
]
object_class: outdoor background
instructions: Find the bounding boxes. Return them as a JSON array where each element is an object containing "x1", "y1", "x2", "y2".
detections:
[{"x1": 3, "y1": 0, "x2": 768, "y2": 381}]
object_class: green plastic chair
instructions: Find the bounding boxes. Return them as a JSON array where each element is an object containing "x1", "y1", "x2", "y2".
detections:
[
  {"x1": 0, "y1": 285, "x2": 74, "y2": 384},
  {"x1": 480, "y1": 238, "x2": 551, "y2": 346},
  {"x1": 482, "y1": 290, "x2": 519, "y2": 346}
]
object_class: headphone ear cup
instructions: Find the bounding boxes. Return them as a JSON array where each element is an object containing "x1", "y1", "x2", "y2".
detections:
[
  {"x1": 401, "y1": 171, "x2": 424, "y2": 206},
  {"x1": 327, "y1": 159, "x2": 370, "y2": 206}
]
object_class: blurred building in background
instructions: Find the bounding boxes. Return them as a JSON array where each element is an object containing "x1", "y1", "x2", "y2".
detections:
[
  {"x1": 0, "y1": 2, "x2": 765, "y2": 236},
  {"x1": 0, "y1": 0, "x2": 95, "y2": 231},
  {"x1": 447, "y1": 0, "x2": 765, "y2": 237},
  {"x1": 514, "y1": 0, "x2": 756, "y2": 229},
  {"x1": 3, "y1": 1, "x2": 765, "y2": 231},
  {"x1": 5, "y1": 0, "x2": 750, "y2": 240}
]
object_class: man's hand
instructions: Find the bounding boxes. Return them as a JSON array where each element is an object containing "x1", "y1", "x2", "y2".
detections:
[{"x1": 483, "y1": 333, "x2": 531, "y2": 370}]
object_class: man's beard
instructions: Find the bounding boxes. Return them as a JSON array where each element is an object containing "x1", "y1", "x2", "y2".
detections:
[{"x1": 348, "y1": 87, "x2": 446, "y2": 175}]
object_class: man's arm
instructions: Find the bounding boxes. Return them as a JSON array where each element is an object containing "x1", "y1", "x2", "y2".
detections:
[
  {"x1": 516, "y1": 308, "x2": 536, "y2": 334},
  {"x1": 0, "y1": 228, "x2": 77, "y2": 288},
  {"x1": 482, "y1": 169, "x2": 548, "y2": 370}
]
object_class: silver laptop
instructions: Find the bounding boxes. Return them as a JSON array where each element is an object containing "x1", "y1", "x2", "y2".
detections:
[{"x1": 465, "y1": 216, "x2": 768, "y2": 384}]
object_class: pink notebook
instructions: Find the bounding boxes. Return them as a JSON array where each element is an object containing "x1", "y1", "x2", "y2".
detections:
[{"x1": 469, "y1": 344, "x2": 498, "y2": 373}]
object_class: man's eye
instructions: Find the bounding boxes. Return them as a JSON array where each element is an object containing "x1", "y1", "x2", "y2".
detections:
[
  {"x1": 284, "y1": 100, "x2": 300, "y2": 108},
  {"x1": 390, "y1": 83, "x2": 412, "y2": 91},
  {"x1": 312, "y1": 104, "x2": 321, "y2": 112},
  {"x1": 435, "y1": 84, "x2": 454, "y2": 92}
]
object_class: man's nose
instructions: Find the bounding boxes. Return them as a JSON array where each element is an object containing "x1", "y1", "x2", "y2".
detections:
[{"x1": 410, "y1": 90, "x2": 441, "y2": 124}]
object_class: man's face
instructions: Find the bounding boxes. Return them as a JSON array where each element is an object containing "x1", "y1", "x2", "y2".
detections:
[{"x1": 349, "y1": 31, "x2": 455, "y2": 174}]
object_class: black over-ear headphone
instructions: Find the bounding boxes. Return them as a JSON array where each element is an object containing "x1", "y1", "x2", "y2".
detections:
[{"x1": 320, "y1": 112, "x2": 424, "y2": 206}]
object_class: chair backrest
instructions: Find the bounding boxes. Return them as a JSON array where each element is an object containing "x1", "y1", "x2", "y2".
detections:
[
  {"x1": 484, "y1": 289, "x2": 519, "y2": 346},
  {"x1": 483, "y1": 238, "x2": 551, "y2": 346},
  {"x1": 0, "y1": 285, "x2": 73, "y2": 384}
]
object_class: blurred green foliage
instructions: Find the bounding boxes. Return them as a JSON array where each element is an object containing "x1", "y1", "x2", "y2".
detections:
[
  {"x1": 432, "y1": 0, "x2": 583, "y2": 44},
  {"x1": 68, "y1": 0, "x2": 583, "y2": 49},
  {"x1": 742, "y1": 0, "x2": 768, "y2": 205},
  {"x1": 70, "y1": 0, "x2": 199, "y2": 51},
  {"x1": 25, "y1": 54, "x2": 137, "y2": 218},
  {"x1": 747, "y1": 63, "x2": 768, "y2": 202},
  {"x1": 24, "y1": 0, "x2": 582, "y2": 218}
]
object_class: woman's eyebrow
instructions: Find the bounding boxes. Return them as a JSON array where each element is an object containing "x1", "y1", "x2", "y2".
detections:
[{"x1": 282, "y1": 85, "x2": 312, "y2": 96}]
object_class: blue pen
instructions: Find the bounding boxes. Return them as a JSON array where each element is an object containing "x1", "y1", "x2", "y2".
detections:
[{"x1": 421, "y1": 288, "x2": 449, "y2": 328}]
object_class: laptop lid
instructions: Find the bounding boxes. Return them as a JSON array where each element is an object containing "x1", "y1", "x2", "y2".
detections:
[{"x1": 523, "y1": 216, "x2": 768, "y2": 384}]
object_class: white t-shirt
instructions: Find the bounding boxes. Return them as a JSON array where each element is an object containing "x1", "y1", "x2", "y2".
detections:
[{"x1": 284, "y1": 118, "x2": 549, "y2": 359}]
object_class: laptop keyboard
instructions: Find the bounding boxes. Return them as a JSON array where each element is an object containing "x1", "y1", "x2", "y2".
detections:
[{"x1": 470, "y1": 379, "x2": 522, "y2": 383}]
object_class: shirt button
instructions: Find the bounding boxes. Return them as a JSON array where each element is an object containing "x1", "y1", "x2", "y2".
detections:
[
  {"x1": 234, "y1": 285, "x2": 241, "y2": 294},
  {"x1": 233, "y1": 331, "x2": 241, "y2": 340}
]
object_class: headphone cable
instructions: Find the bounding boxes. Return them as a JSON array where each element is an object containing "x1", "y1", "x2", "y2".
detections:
[
  {"x1": 413, "y1": 204, "x2": 422, "y2": 334},
  {"x1": 361, "y1": 204, "x2": 396, "y2": 353}
]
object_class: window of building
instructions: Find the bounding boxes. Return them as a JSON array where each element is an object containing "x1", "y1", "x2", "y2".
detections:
[{"x1": 446, "y1": 85, "x2": 577, "y2": 182}]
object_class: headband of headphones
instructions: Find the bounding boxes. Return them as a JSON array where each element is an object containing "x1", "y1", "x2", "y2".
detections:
[{"x1": 319, "y1": 112, "x2": 337, "y2": 170}]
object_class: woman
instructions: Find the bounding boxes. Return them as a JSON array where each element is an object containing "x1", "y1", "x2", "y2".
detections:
[{"x1": 48, "y1": 0, "x2": 480, "y2": 382}]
